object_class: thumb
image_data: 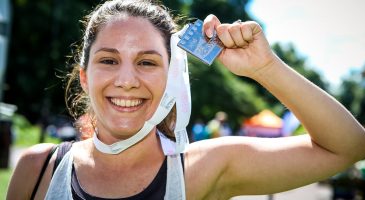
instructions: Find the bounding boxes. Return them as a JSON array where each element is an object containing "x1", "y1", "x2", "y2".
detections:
[{"x1": 203, "y1": 14, "x2": 221, "y2": 38}]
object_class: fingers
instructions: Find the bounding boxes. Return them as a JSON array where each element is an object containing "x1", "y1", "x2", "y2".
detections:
[
  {"x1": 203, "y1": 14, "x2": 221, "y2": 38},
  {"x1": 219, "y1": 22, "x2": 255, "y2": 48},
  {"x1": 229, "y1": 22, "x2": 250, "y2": 48},
  {"x1": 203, "y1": 16, "x2": 261, "y2": 49}
]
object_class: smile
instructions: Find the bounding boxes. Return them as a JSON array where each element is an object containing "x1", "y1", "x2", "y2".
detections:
[{"x1": 110, "y1": 98, "x2": 143, "y2": 107}]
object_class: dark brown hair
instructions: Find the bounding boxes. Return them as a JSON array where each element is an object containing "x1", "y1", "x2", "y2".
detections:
[{"x1": 65, "y1": 0, "x2": 179, "y2": 139}]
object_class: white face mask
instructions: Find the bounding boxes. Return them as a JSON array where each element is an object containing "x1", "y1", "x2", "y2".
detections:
[{"x1": 93, "y1": 28, "x2": 191, "y2": 155}]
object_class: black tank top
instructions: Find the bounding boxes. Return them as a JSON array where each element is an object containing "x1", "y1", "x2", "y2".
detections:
[{"x1": 55, "y1": 142, "x2": 167, "y2": 200}]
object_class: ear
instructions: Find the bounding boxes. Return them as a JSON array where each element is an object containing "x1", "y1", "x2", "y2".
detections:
[{"x1": 79, "y1": 68, "x2": 89, "y2": 93}]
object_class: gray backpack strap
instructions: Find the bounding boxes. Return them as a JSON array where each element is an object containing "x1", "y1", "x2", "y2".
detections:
[
  {"x1": 165, "y1": 154, "x2": 186, "y2": 200},
  {"x1": 45, "y1": 150, "x2": 73, "y2": 200}
]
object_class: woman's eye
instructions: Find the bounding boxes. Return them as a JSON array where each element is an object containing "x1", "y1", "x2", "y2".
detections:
[
  {"x1": 138, "y1": 60, "x2": 157, "y2": 66},
  {"x1": 100, "y1": 59, "x2": 117, "y2": 65}
]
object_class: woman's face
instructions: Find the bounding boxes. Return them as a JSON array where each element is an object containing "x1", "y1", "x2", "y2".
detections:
[{"x1": 80, "y1": 16, "x2": 169, "y2": 143}]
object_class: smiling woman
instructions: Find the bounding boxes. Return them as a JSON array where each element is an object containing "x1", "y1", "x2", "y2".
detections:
[
  {"x1": 79, "y1": 17, "x2": 169, "y2": 141},
  {"x1": 6, "y1": 0, "x2": 365, "y2": 200}
]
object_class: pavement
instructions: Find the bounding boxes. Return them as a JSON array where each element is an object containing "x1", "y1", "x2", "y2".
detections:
[
  {"x1": 231, "y1": 183, "x2": 332, "y2": 200},
  {"x1": 9, "y1": 146, "x2": 333, "y2": 200}
]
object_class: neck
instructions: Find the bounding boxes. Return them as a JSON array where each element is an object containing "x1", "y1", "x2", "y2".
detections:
[{"x1": 91, "y1": 129, "x2": 164, "y2": 168}]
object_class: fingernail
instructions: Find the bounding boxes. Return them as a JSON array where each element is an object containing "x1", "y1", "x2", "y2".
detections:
[{"x1": 206, "y1": 29, "x2": 213, "y2": 38}]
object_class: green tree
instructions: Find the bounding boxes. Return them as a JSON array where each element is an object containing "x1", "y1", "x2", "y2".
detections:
[
  {"x1": 336, "y1": 68, "x2": 365, "y2": 125},
  {"x1": 189, "y1": 0, "x2": 251, "y2": 23},
  {"x1": 240, "y1": 43, "x2": 329, "y2": 115},
  {"x1": 5, "y1": 0, "x2": 97, "y2": 123},
  {"x1": 189, "y1": 56, "x2": 267, "y2": 131},
  {"x1": 181, "y1": 0, "x2": 263, "y2": 131},
  {"x1": 273, "y1": 43, "x2": 328, "y2": 90},
  {"x1": 161, "y1": 0, "x2": 185, "y2": 13}
]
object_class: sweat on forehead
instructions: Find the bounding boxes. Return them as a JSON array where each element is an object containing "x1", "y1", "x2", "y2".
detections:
[
  {"x1": 89, "y1": 17, "x2": 169, "y2": 61},
  {"x1": 79, "y1": 1, "x2": 176, "y2": 68}
]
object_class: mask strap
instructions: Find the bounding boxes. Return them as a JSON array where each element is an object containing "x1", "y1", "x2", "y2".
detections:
[{"x1": 170, "y1": 32, "x2": 191, "y2": 154}]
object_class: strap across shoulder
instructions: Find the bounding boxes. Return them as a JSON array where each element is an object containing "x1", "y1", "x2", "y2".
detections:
[
  {"x1": 30, "y1": 141, "x2": 74, "y2": 200},
  {"x1": 53, "y1": 141, "x2": 73, "y2": 175},
  {"x1": 30, "y1": 144, "x2": 58, "y2": 200}
]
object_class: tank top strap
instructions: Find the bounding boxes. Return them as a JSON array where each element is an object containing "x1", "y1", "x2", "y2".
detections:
[
  {"x1": 30, "y1": 144, "x2": 58, "y2": 200},
  {"x1": 45, "y1": 134, "x2": 186, "y2": 200},
  {"x1": 53, "y1": 141, "x2": 73, "y2": 175},
  {"x1": 45, "y1": 150, "x2": 74, "y2": 200}
]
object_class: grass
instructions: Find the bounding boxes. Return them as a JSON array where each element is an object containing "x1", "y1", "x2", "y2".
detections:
[
  {"x1": 0, "y1": 169, "x2": 13, "y2": 200},
  {"x1": 12, "y1": 114, "x2": 61, "y2": 147}
]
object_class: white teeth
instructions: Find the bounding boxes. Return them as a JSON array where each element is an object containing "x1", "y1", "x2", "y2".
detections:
[{"x1": 110, "y1": 98, "x2": 142, "y2": 107}]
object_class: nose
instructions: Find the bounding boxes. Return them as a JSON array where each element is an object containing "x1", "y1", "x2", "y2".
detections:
[{"x1": 114, "y1": 63, "x2": 140, "y2": 90}]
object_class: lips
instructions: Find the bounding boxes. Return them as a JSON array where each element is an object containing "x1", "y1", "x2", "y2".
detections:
[{"x1": 110, "y1": 98, "x2": 143, "y2": 107}]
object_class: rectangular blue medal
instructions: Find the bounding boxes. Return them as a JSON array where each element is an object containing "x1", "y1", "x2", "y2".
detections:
[{"x1": 177, "y1": 19, "x2": 223, "y2": 65}]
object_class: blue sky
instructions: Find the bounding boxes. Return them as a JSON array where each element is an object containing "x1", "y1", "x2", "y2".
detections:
[{"x1": 246, "y1": 0, "x2": 365, "y2": 87}]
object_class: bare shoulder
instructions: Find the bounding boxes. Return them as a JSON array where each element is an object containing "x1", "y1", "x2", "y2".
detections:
[
  {"x1": 6, "y1": 143, "x2": 56, "y2": 200},
  {"x1": 19, "y1": 143, "x2": 56, "y2": 170}
]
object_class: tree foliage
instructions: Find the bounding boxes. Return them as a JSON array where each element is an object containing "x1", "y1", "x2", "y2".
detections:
[
  {"x1": 189, "y1": 0, "x2": 251, "y2": 23},
  {"x1": 189, "y1": 56, "x2": 266, "y2": 130},
  {"x1": 336, "y1": 69, "x2": 365, "y2": 125},
  {"x1": 5, "y1": 0, "x2": 97, "y2": 123},
  {"x1": 272, "y1": 43, "x2": 328, "y2": 90},
  {"x1": 244, "y1": 43, "x2": 329, "y2": 115}
]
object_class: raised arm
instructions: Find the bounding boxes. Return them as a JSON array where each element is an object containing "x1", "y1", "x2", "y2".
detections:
[
  {"x1": 185, "y1": 15, "x2": 365, "y2": 199},
  {"x1": 204, "y1": 14, "x2": 365, "y2": 162}
]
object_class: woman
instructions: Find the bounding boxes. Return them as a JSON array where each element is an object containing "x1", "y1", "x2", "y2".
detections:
[{"x1": 7, "y1": 0, "x2": 365, "y2": 199}]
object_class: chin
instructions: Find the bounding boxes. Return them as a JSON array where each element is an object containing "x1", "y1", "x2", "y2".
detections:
[{"x1": 112, "y1": 123, "x2": 145, "y2": 139}]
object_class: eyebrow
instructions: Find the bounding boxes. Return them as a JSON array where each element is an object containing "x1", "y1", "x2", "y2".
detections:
[
  {"x1": 94, "y1": 48, "x2": 162, "y2": 57},
  {"x1": 95, "y1": 47, "x2": 119, "y2": 54},
  {"x1": 137, "y1": 50, "x2": 162, "y2": 57}
]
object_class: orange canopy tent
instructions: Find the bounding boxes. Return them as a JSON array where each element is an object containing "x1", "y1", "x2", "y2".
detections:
[{"x1": 243, "y1": 110, "x2": 283, "y2": 137}]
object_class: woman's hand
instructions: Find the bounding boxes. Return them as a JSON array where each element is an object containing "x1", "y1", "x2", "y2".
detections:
[{"x1": 203, "y1": 14, "x2": 277, "y2": 78}]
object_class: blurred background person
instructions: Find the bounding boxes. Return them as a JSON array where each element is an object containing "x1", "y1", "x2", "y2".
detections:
[{"x1": 206, "y1": 111, "x2": 232, "y2": 138}]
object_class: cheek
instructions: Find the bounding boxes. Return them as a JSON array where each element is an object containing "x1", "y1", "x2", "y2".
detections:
[
  {"x1": 155, "y1": 72, "x2": 168, "y2": 98},
  {"x1": 87, "y1": 68, "x2": 111, "y2": 88},
  {"x1": 86, "y1": 71, "x2": 108, "y2": 103},
  {"x1": 145, "y1": 72, "x2": 168, "y2": 111}
]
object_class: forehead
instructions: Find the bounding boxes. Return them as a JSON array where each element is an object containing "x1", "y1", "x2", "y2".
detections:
[{"x1": 91, "y1": 16, "x2": 168, "y2": 57}]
